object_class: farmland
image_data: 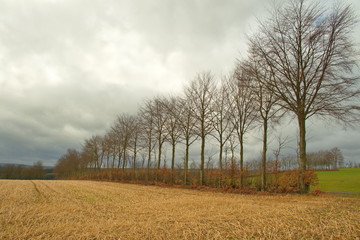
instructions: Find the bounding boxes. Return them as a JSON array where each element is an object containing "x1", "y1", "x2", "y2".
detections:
[
  {"x1": 315, "y1": 168, "x2": 360, "y2": 193},
  {"x1": 0, "y1": 180, "x2": 359, "y2": 239}
]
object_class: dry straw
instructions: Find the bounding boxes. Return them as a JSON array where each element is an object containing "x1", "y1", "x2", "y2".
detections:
[{"x1": 0, "y1": 180, "x2": 359, "y2": 239}]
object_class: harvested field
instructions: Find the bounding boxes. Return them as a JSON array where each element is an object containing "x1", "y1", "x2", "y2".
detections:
[{"x1": 0, "y1": 180, "x2": 359, "y2": 239}]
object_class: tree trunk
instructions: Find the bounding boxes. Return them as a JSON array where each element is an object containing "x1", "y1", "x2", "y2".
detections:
[
  {"x1": 184, "y1": 138, "x2": 189, "y2": 185},
  {"x1": 122, "y1": 143, "x2": 127, "y2": 172},
  {"x1": 171, "y1": 140, "x2": 176, "y2": 184},
  {"x1": 133, "y1": 135, "x2": 137, "y2": 179},
  {"x1": 117, "y1": 149, "x2": 122, "y2": 169},
  {"x1": 298, "y1": 115, "x2": 309, "y2": 193},
  {"x1": 157, "y1": 135, "x2": 162, "y2": 169},
  {"x1": 218, "y1": 142, "x2": 223, "y2": 187},
  {"x1": 239, "y1": 134, "x2": 244, "y2": 188},
  {"x1": 261, "y1": 119, "x2": 268, "y2": 191},
  {"x1": 200, "y1": 134, "x2": 205, "y2": 185},
  {"x1": 219, "y1": 138, "x2": 223, "y2": 171},
  {"x1": 146, "y1": 140, "x2": 151, "y2": 182},
  {"x1": 231, "y1": 148, "x2": 235, "y2": 187},
  {"x1": 112, "y1": 152, "x2": 116, "y2": 169}
]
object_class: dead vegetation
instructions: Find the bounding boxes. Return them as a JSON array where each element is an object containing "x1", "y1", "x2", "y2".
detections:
[{"x1": 0, "y1": 180, "x2": 359, "y2": 239}]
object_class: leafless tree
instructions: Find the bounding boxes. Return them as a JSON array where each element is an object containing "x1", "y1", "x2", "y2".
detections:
[
  {"x1": 54, "y1": 149, "x2": 81, "y2": 177},
  {"x1": 104, "y1": 130, "x2": 119, "y2": 169},
  {"x1": 329, "y1": 147, "x2": 344, "y2": 169},
  {"x1": 239, "y1": 58, "x2": 283, "y2": 191},
  {"x1": 102, "y1": 133, "x2": 112, "y2": 168},
  {"x1": 112, "y1": 114, "x2": 137, "y2": 171},
  {"x1": 130, "y1": 115, "x2": 141, "y2": 177},
  {"x1": 176, "y1": 97, "x2": 198, "y2": 185},
  {"x1": 185, "y1": 72, "x2": 216, "y2": 185},
  {"x1": 139, "y1": 99, "x2": 156, "y2": 181},
  {"x1": 210, "y1": 76, "x2": 235, "y2": 173},
  {"x1": 146, "y1": 97, "x2": 169, "y2": 171},
  {"x1": 228, "y1": 72, "x2": 257, "y2": 187},
  {"x1": 249, "y1": 0, "x2": 359, "y2": 192},
  {"x1": 162, "y1": 96, "x2": 183, "y2": 183},
  {"x1": 83, "y1": 135, "x2": 104, "y2": 170},
  {"x1": 272, "y1": 135, "x2": 289, "y2": 164},
  {"x1": 109, "y1": 124, "x2": 124, "y2": 169}
]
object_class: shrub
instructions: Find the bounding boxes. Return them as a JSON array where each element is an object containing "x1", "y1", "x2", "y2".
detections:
[{"x1": 277, "y1": 169, "x2": 318, "y2": 193}]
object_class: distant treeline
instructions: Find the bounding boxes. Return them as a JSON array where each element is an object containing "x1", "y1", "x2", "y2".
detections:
[
  {"x1": 0, "y1": 161, "x2": 48, "y2": 179},
  {"x1": 246, "y1": 147, "x2": 346, "y2": 172}
]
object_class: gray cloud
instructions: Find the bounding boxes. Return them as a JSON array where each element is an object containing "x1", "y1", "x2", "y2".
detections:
[{"x1": 0, "y1": 0, "x2": 359, "y2": 166}]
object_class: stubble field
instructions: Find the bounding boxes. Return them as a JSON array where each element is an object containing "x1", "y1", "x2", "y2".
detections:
[{"x1": 0, "y1": 180, "x2": 359, "y2": 240}]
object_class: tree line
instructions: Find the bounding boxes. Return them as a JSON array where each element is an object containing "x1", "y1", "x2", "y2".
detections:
[
  {"x1": 55, "y1": 0, "x2": 359, "y2": 193},
  {"x1": 0, "y1": 161, "x2": 46, "y2": 179}
]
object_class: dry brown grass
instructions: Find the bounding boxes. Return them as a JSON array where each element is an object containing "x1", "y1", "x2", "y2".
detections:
[{"x1": 0, "y1": 180, "x2": 359, "y2": 240}]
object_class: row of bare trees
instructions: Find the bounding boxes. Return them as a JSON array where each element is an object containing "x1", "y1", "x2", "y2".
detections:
[
  {"x1": 55, "y1": 0, "x2": 359, "y2": 193},
  {"x1": 56, "y1": 73, "x2": 259, "y2": 187}
]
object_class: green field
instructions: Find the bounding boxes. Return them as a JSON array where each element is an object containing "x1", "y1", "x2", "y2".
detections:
[{"x1": 314, "y1": 168, "x2": 360, "y2": 193}]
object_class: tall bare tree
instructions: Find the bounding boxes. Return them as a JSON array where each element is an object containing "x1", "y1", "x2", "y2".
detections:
[
  {"x1": 249, "y1": 0, "x2": 359, "y2": 192},
  {"x1": 229, "y1": 72, "x2": 257, "y2": 187},
  {"x1": 151, "y1": 97, "x2": 168, "y2": 171},
  {"x1": 177, "y1": 97, "x2": 198, "y2": 185},
  {"x1": 239, "y1": 59, "x2": 283, "y2": 191},
  {"x1": 82, "y1": 135, "x2": 104, "y2": 170},
  {"x1": 112, "y1": 114, "x2": 137, "y2": 171},
  {"x1": 162, "y1": 96, "x2": 182, "y2": 183},
  {"x1": 210, "y1": 76, "x2": 235, "y2": 173},
  {"x1": 185, "y1": 72, "x2": 216, "y2": 185},
  {"x1": 130, "y1": 115, "x2": 141, "y2": 178},
  {"x1": 139, "y1": 99, "x2": 156, "y2": 181}
]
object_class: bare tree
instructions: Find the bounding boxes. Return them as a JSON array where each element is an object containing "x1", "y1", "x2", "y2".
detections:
[
  {"x1": 54, "y1": 149, "x2": 82, "y2": 178},
  {"x1": 102, "y1": 133, "x2": 112, "y2": 168},
  {"x1": 177, "y1": 97, "x2": 198, "y2": 185},
  {"x1": 228, "y1": 72, "x2": 257, "y2": 187},
  {"x1": 150, "y1": 97, "x2": 169, "y2": 175},
  {"x1": 109, "y1": 124, "x2": 124, "y2": 169},
  {"x1": 329, "y1": 147, "x2": 344, "y2": 169},
  {"x1": 162, "y1": 96, "x2": 182, "y2": 183},
  {"x1": 249, "y1": 0, "x2": 359, "y2": 192},
  {"x1": 210, "y1": 76, "x2": 235, "y2": 173},
  {"x1": 104, "y1": 130, "x2": 119, "y2": 169},
  {"x1": 112, "y1": 114, "x2": 137, "y2": 171},
  {"x1": 185, "y1": 72, "x2": 216, "y2": 185},
  {"x1": 239, "y1": 58, "x2": 283, "y2": 191},
  {"x1": 130, "y1": 115, "x2": 141, "y2": 178},
  {"x1": 273, "y1": 135, "x2": 289, "y2": 164},
  {"x1": 139, "y1": 99, "x2": 156, "y2": 181},
  {"x1": 83, "y1": 135, "x2": 104, "y2": 170}
]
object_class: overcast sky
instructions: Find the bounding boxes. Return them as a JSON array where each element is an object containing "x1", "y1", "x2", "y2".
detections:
[{"x1": 0, "y1": 0, "x2": 359, "y2": 166}]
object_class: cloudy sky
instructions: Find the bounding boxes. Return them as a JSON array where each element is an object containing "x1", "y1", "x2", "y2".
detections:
[{"x1": 0, "y1": 0, "x2": 359, "y2": 166}]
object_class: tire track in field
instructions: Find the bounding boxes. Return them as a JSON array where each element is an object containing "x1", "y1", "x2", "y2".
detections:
[
  {"x1": 36, "y1": 181, "x2": 83, "y2": 203},
  {"x1": 38, "y1": 181, "x2": 61, "y2": 195},
  {"x1": 30, "y1": 180, "x2": 49, "y2": 202}
]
